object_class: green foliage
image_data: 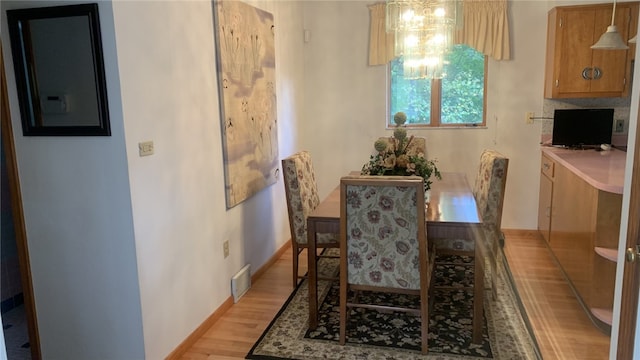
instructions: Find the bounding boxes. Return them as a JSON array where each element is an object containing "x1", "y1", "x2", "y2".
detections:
[
  {"x1": 442, "y1": 45, "x2": 484, "y2": 124},
  {"x1": 361, "y1": 152, "x2": 441, "y2": 191},
  {"x1": 389, "y1": 45, "x2": 485, "y2": 125}
]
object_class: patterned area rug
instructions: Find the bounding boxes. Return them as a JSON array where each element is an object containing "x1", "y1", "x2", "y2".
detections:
[{"x1": 247, "y1": 251, "x2": 541, "y2": 359}]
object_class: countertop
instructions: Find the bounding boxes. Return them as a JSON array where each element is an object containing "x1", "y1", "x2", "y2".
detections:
[{"x1": 541, "y1": 146, "x2": 626, "y2": 194}]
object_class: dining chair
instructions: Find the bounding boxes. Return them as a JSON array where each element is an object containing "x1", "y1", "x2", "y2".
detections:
[
  {"x1": 377, "y1": 136, "x2": 426, "y2": 156},
  {"x1": 338, "y1": 175, "x2": 435, "y2": 354},
  {"x1": 282, "y1": 151, "x2": 339, "y2": 288},
  {"x1": 433, "y1": 149, "x2": 509, "y2": 299},
  {"x1": 474, "y1": 149, "x2": 509, "y2": 298}
]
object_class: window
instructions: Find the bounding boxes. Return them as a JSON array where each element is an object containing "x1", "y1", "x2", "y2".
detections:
[{"x1": 389, "y1": 44, "x2": 486, "y2": 127}]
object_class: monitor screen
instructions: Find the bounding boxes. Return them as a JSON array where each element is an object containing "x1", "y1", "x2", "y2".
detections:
[{"x1": 552, "y1": 108, "x2": 614, "y2": 147}]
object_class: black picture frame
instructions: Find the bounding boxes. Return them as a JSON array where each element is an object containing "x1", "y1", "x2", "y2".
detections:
[{"x1": 7, "y1": 3, "x2": 111, "y2": 136}]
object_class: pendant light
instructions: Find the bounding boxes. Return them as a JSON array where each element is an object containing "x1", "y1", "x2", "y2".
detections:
[{"x1": 591, "y1": 0, "x2": 629, "y2": 50}]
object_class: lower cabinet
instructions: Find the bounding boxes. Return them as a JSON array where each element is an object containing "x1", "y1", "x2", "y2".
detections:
[
  {"x1": 538, "y1": 154, "x2": 621, "y2": 332},
  {"x1": 537, "y1": 158, "x2": 553, "y2": 243}
]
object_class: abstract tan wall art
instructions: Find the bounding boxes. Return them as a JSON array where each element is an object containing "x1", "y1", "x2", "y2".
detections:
[{"x1": 214, "y1": 1, "x2": 278, "y2": 208}]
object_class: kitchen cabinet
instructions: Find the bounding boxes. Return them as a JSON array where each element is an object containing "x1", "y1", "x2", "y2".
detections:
[
  {"x1": 544, "y1": 2, "x2": 638, "y2": 99},
  {"x1": 537, "y1": 149, "x2": 623, "y2": 333}
]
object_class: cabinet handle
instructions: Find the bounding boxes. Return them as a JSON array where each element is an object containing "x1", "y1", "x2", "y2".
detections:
[
  {"x1": 543, "y1": 163, "x2": 550, "y2": 170},
  {"x1": 545, "y1": 206, "x2": 551, "y2": 218},
  {"x1": 582, "y1": 67, "x2": 593, "y2": 80},
  {"x1": 626, "y1": 245, "x2": 640, "y2": 263},
  {"x1": 593, "y1": 67, "x2": 602, "y2": 80}
]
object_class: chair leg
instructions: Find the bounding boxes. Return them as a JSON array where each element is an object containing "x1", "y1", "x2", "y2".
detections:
[
  {"x1": 420, "y1": 289, "x2": 429, "y2": 354},
  {"x1": 490, "y1": 237, "x2": 500, "y2": 299},
  {"x1": 489, "y1": 254, "x2": 497, "y2": 299},
  {"x1": 292, "y1": 242, "x2": 299, "y2": 288},
  {"x1": 339, "y1": 285, "x2": 348, "y2": 345}
]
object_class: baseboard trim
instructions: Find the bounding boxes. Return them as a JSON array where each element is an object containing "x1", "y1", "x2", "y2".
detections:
[
  {"x1": 502, "y1": 229, "x2": 542, "y2": 239},
  {"x1": 164, "y1": 296, "x2": 233, "y2": 360},
  {"x1": 165, "y1": 240, "x2": 291, "y2": 359},
  {"x1": 252, "y1": 240, "x2": 291, "y2": 283}
]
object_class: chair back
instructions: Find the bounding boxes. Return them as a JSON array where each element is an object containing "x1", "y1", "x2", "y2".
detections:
[
  {"x1": 340, "y1": 175, "x2": 428, "y2": 290},
  {"x1": 282, "y1": 151, "x2": 320, "y2": 245},
  {"x1": 377, "y1": 136, "x2": 426, "y2": 156},
  {"x1": 472, "y1": 150, "x2": 509, "y2": 235}
]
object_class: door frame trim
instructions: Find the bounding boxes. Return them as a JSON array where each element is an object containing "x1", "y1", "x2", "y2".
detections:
[{"x1": 1, "y1": 40, "x2": 41, "y2": 360}]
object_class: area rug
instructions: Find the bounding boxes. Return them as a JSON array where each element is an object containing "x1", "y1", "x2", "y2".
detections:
[{"x1": 247, "y1": 251, "x2": 541, "y2": 359}]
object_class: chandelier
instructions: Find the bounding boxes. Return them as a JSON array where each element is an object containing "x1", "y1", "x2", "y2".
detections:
[{"x1": 386, "y1": 0, "x2": 456, "y2": 79}]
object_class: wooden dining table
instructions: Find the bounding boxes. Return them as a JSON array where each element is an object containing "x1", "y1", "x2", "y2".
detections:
[{"x1": 306, "y1": 172, "x2": 485, "y2": 343}]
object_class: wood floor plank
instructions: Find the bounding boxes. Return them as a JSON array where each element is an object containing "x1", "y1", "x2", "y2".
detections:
[
  {"x1": 503, "y1": 230, "x2": 610, "y2": 360},
  {"x1": 178, "y1": 232, "x2": 612, "y2": 359}
]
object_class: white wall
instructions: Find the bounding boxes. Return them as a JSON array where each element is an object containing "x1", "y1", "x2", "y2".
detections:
[
  {"x1": 112, "y1": 0, "x2": 302, "y2": 358},
  {"x1": 302, "y1": 1, "x2": 547, "y2": 230},
  {"x1": 114, "y1": 1, "x2": 302, "y2": 359},
  {"x1": 2, "y1": 0, "x2": 303, "y2": 358},
  {"x1": 112, "y1": 3, "x2": 224, "y2": 358},
  {"x1": 1, "y1": 1, "x2": 145, "y2": 358}
]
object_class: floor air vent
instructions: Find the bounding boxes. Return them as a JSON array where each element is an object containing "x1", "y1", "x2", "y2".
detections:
[{"x1": 231, "y1": 264, "x2": 251, "y2": 303}]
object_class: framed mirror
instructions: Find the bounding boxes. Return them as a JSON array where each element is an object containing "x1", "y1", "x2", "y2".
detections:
[{"x1": 7, "y1": 3, "x2": 110, "y2": 136}]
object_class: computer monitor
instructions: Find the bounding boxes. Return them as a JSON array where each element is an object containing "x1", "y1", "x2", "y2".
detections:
[{"x1": 552, "y1": 108, "x2": 614, "y2": 147}]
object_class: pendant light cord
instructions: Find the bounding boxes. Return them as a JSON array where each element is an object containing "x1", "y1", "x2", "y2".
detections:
[{"x1": 611, "y1": 0, "x2": 617, "y2": 27}]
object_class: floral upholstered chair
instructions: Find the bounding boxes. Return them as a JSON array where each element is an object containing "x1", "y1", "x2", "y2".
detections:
[
  {"x1": 433, "y1": 150, "x2": 509, "y2": 298},
  {"x1": 282, "y1": 151, "x2": 339, "y2": 288},
  {"x1": 338, "y1": 175, "x2": 434, "y2": 354},
  {"x1": 473, "y1": 149, "x2": 509, "y2": 298}
]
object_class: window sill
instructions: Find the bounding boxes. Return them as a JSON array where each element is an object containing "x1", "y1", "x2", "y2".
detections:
[{"x1": 386, "y1": 125, "x2": 488, "y2": 130}]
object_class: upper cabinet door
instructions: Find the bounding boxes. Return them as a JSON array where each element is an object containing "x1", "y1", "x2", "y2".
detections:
[
  {"x1": 555, "y1": 8, "x2": 597, "y2": 95},
  {"x1": 544, "y1": 2, "x2": 638, "y2": 99},
  {"x1": 591, "y1": 6, "x2": 632, "y2": 94}
]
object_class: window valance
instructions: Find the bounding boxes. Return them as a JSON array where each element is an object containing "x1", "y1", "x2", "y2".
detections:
[
  {"x1": 455, "y1": 0, "x2": 511, "y2": 60},
  {"x1": 368, "y1": 3, "x2": 396, "y2": 65},
  {"x1": 368, "y1": 0, "x2": 511, "y2": 65}
]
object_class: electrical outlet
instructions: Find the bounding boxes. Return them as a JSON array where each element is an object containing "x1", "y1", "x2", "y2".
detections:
[
  {"x1": 138, "y1": 141, "x2": 154, "y2": 156},
  {"x1": 615, "y1": 119, "x2": 625, "y2": 133},
  {"x1": 223, "y1": 240, "x2": 229, "y2": 258},
  {"x1": 525, "y1": 112, "x2": 534, "y2": 125}
]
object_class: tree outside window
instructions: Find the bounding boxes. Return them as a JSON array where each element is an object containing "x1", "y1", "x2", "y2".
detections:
[{"x1": 389, "y1": 44, "x2": 486, "y2": 127}]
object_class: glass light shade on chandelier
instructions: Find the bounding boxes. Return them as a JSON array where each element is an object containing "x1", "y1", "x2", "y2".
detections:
[
  {"x1": 394, "y1": 23, "x2": 453, "y2": 59},
  {"x1": 387, "y1": 0, "x2": 456, "y2": 79},
  {"x1": 591, "y1": 0, "x2": 629, "y2": 50},
  {"x1": 388, "y1": 0, "x2": 455, "y2": 55},
  {"x1": 398, "y1": 26, "x2": 449, "y2": 79},
  {"x1": 402, "y1": 54, "x2": 445, "y2": 79},
  {"x1": 386, "y1": 0, "x2": 456, "y2": 32},
  {"x1": 386, "y1": 0, "x2": 425, "y2": 33}
]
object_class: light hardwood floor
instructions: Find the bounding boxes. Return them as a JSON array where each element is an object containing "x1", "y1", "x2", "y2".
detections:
[
  {"x1": 179, "y1": 230, "x2": 611, "y2": 359},
  {"x1": 503, "y1": 230, "x2": 611, "y2": 360}
]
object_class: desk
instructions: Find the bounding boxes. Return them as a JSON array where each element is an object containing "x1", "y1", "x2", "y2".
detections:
[{"x1": 306, "y1": 172, "x2": 484, "y2": 343}]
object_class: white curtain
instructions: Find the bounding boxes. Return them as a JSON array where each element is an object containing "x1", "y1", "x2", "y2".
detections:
[
  {"x1": 368, "y1": 0, "x2": 511, "y2": 64},
  {"x1": 455, "y1": 0, "x2": 511, "y2": 60},
  {"x1": 368, "y1": 3, "x2": 395, "y2": 66}
]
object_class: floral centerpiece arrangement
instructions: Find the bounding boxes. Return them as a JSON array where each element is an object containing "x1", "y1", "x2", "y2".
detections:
[{"x1": 361, "y1": 111, "x2": 441, "y2": 191}]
